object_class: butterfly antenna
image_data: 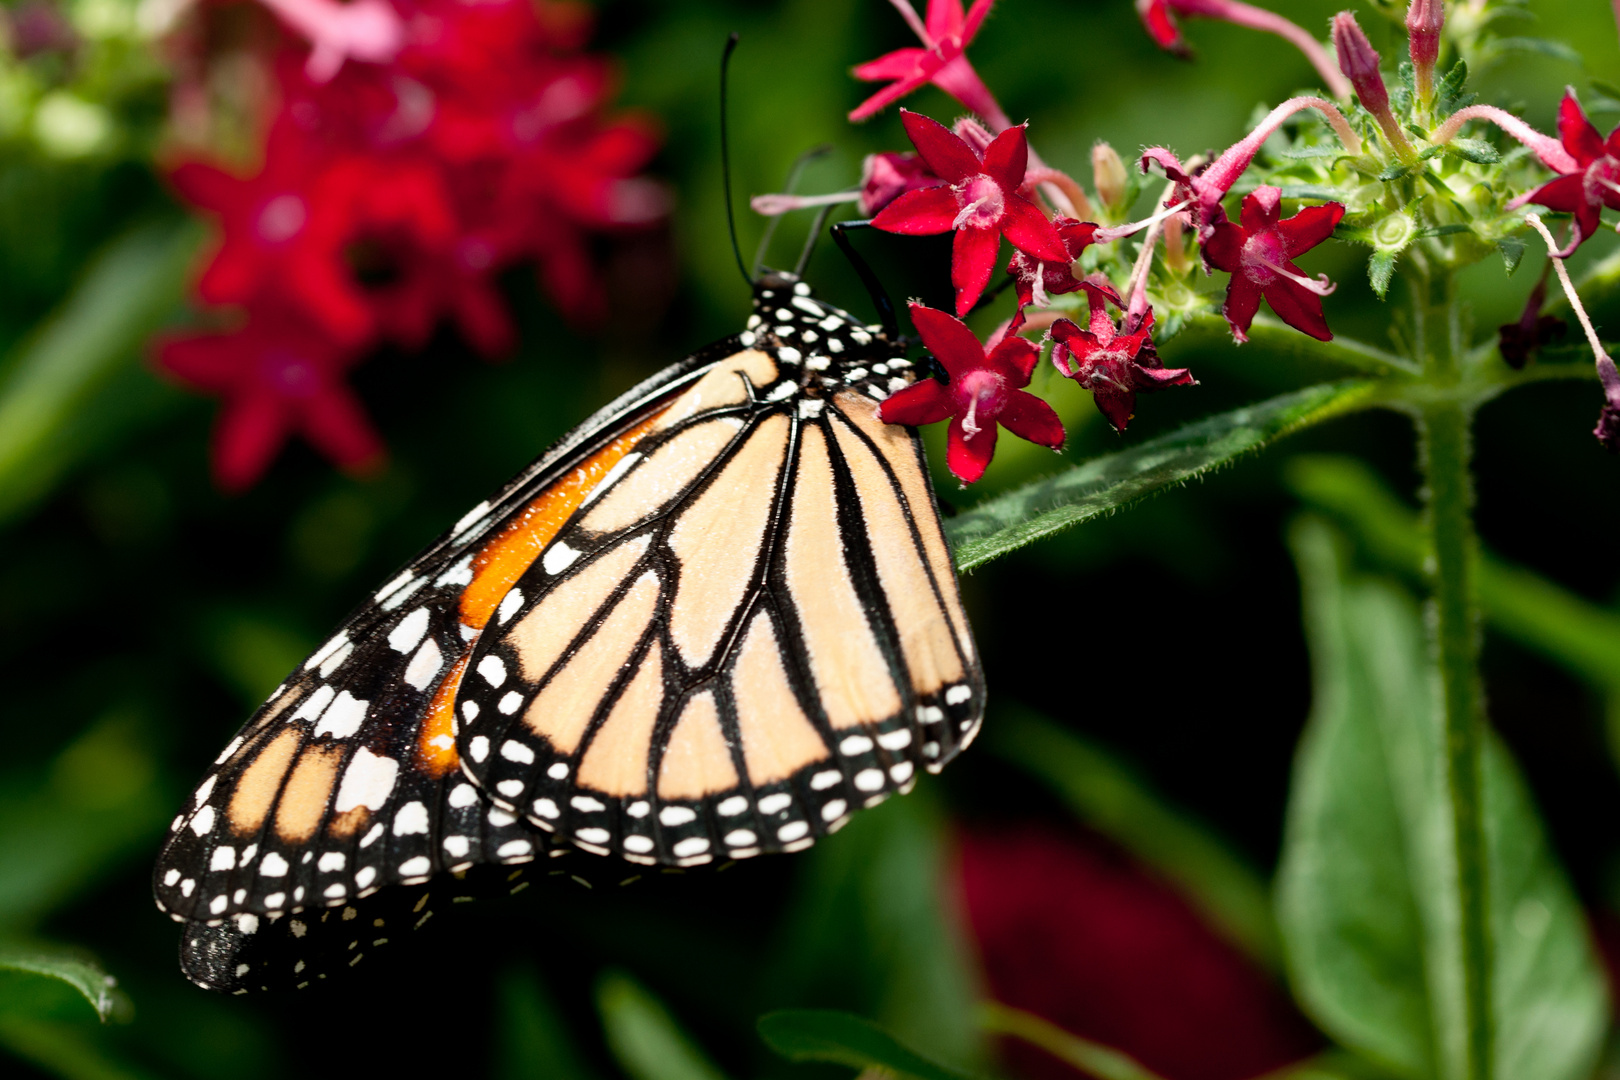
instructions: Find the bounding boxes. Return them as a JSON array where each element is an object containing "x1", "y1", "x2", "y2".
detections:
[
  {"x1": 752, "y1": 143, "x2": 832, "y2": 277},
  {"x1": 794, "y1": 204, "x2": 834, "y2": 277},
  {"x1": 830, "y1": 219, "x2": 898, "y2": 339},
  {"x1": 719, "y1": 33, "x2": 751, "y2": 288}
]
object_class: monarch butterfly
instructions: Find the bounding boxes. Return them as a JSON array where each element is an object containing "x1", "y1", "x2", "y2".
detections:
[{"x1": 155, "y1": 265, "x2": 987, "y2": 993}]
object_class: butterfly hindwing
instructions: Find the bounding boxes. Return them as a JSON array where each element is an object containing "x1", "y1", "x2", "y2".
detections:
[{"x1": 454, "y1": 283, "x2": 985, "y2": 868}]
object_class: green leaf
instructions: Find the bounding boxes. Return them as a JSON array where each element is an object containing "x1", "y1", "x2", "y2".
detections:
[
  {"x1": 0, "y1": 218, "x2": 199, "y2": 526},
  {"x1": 984, "y1": 708, "x2": 1279, "y2": 970},
  {"x1": 1435, "y1": 62, "x2": 1475, "y2": 119},
  {"x1": 1590, "y1": 78, "x2": 1620, "y2": 104},
  {"x1": 0, "y1": 944, "x2": 119, "y2": 1022},
  {"x1": 977, "y1": 1003, "x2": 1167, "y2": 1080},
  {"x1": 1285, "y1": 455, "x2": 1620, "y2": 693},
  {"x1": 1497, "y1": 237, "x2": 1526, "y2": 276},
  {"x1": 1377, "y1": 163, "x2": 1413, "y2": 182},
  {"x1": 1277, "y1": 519, "x2": 1609, "y2": 1080},
  {"x1": 499, "y1": 966, "x2": 598, "y2": 1080},
  {"x1": 596, "y1": 972, "x2": 731, "y2": 1080},
  {"x1": 944, "y1": 381, "x2": 1380, "y2": 571},
  {"x1": 758, "y1": 1010, "x2": 974, "y2": 1080},
  {"x1": 1368, "y1": 252, "x2": 1398, "y2": 298},
  {"x1": 1441, "y1": 139, "x2": 1499, "y2": 165}
]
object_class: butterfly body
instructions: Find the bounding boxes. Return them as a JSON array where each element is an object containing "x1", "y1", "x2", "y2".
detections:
[{"x1": 155, "y1": 272, "x2": 985, "y2": 991}]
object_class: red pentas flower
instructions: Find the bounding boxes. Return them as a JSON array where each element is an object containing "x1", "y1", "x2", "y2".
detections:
[
  {"x1": 849, "y1": 0, "x2": 1008, "y2": 130},
  {"x1": 1201, "y1": 185, "x2": 1344, "y2": 343},
  {"x1": 1007, "y1": 216, "x2": 1097, "y2": 316},
  {"x1": 872, "y1": 111, "x2": 1068, "y2": 317},
  {"x1": 882, "y1": 302, "x2": 1064, "y2": 484},
  {"x1": 1513, "y1": 89, "x2": 1620, "y2": 252},
  {"x1": 156, "y1": 305, "x2": 383, "y2": 492},
  {"x1": 1049, "y1": 279, "x2": 1193, "y2": 431}
]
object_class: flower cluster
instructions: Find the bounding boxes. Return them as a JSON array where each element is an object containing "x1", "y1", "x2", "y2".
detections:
[
  {"x1": 752, "y1": 0, "x2": 1620, "y2": 480},
  {"x1": 157, "y1": 0, "x2": 665, "y2": 490}
]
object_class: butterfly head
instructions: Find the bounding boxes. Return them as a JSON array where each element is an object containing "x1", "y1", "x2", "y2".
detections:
[{"x1": 738, "y1": 273, "x2": 904, "y2": 392}]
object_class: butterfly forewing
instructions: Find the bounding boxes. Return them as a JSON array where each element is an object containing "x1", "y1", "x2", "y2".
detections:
[
  {"x1": 153, "y1": 351, "x2": 725, "y2": 928},
  {"x1": 454, "y1": 283, "x2": 985, "y2": 868}
]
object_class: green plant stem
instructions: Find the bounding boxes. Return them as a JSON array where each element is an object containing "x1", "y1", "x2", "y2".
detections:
[{"x1": 1417, "y1": 399, "x2": 1492, "y2": 1080}]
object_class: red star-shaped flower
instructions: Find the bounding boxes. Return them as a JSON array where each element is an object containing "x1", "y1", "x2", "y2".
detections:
[
  {"x1": 1049, "y1": 280, "x2": 1194, "y2": 431},
  {"x1": 872, "y1": 111, "x2": 1068, "y2": 316},
  {"x1": 1514, "y1": 89, "x2": 1620, "y2": 252},
  {"x1": 881, "y1": 302, "x2": 1064, "y2": 484},
  {"x1": 1201, "y1": 185, "x2": 1343, "y2": 343},
  {"x1": 849, "y1": 0, "x2": 1006, "y2": 128},
  {"x1": 1008, "y1": 216, "x2": 1098, "y2": 317},
  {"x1": 156, "y1": 304, "x2": 384, "y2": 491}
]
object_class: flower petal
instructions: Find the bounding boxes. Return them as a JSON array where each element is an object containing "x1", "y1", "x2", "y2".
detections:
[
  {"x1": 853, "y1": 47, "x2": 931, "y2": 81},
  {"x1": 300, "y1": 379, "x2": 387, "y2": 471},
  {"x1": 999, "y1": 194, "x2": 1068, "y2": 262},
  {"x1": 213, "y1": 391, "x2": 291, "y2": 493},
  {"x1": 1090, "y1": 384, "x2": 1136, "y2": 431},
  {"x1": 1559, "y1": 89, "x2": 1605, "y2": 165},
  {"x1": 981, "y1": 125, "x2": 1029, "y2": 191},
  {"x1": 946, "y1": 414, "x2": 997, "y2": 483},
  {"x1": 871, "y1": 185, "x2": 961, "y2": 235},
  {"x1": 1275, "y1": 202, "x2": 1345, "y2": 256},
  {"x1": 988, "y1": 334, "x2": 1040, "y2": 384},
  {"x1": 1524, "y1": 173, "x2": 1586, "y2": 214},
  {"x1": 849, "y1": 68, "x2": 936, "y2": 122},
  {"x1": 900, "y1": 109, "x2": 982, "y2": 182},
  {"x1": 1201, "y1": 218, "x2": 1245, "y2": 273},
  {"x1": 1238, "y1": 186, "x2": 1282, "y2": 233},
  {"x1": 1223, "y1": 273, "x2": 1264, "y2": 343},
  {"x1": 909, "y1": 301, "x2": 989, "y2": 377},
  {"x1": 998, "y1": 390, "x2": 1065, "y2": 449},
  {"x1": 1262, "y1": 274, "x2": 1332, "y2": 341},
  {"x1": 926, "y1": 0, "x2": 969, "y2": 39},
  {"x1": 880, "y1": 377, "x2": 953, "y2": 426},
  {"x1": 951, "y1": 226, "x2": 1001, "y2": 315}
]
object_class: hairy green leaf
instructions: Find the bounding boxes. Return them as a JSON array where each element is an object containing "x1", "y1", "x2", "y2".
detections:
[
  {"x1": 1368, "y1": 252, "x2": 1398, "y2": 298},
  {"x1": 1497, "y1": 237, "x2": 1526, "y2": 276},
  {"x1": 985, "y1": 709, "x2": 1278, "y2": 969},
  {"x1": 945, "y1": 381, "x2": 1379, "y2": 571},
  {"x1": 1277, "y1": 519, "x2": 1608, "y2": 1080},
  {"x1": 758, "y1": 1010, "x2": 974, "y2": 1080},
  {"x1": 0, "y1": 945, "x2": 119, "y2": 1023},
  {"x1": 1434, "y1": 62, "x2": 1475, "y2": 119},
  {"x1": 0, "y1": 219, "x2": 200, "y2": 526},
  {"x1": 597, "y1": 972, "x2": 730, "y2": 1080}
]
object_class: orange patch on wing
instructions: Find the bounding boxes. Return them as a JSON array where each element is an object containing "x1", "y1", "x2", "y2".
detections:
[
  {"x1": 458, "y1": 414, "x2": 662, "y2": 630},
  {"x1": 417, "y1": 649, "x2": 473, "y2": 777}
]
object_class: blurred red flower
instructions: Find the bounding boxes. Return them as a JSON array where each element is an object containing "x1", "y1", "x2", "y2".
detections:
[
  {"x1": 958, "y1": 825, "x2": 1321, "y2": 1080},
  {"x1": 163, "y1": 0, "x2": 667, "y2": 488},
  {"x1": 156, "y1": 305, "x2": 383, "y2": 492}
]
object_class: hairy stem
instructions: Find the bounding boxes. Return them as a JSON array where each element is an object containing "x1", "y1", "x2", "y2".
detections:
[{"x1": 1417, "y1": 397, "x2": 1492, "y2": 1080}]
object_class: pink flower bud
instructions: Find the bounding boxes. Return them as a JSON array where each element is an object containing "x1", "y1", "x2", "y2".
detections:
[
  {"x1": 1092, "y1": 142, "x2": 1128, "y2": 213},
  {"x1": 1406, "y1": 0, "x2": 1442, "y2": 103},
  {"x1": 858, "y1": 151, "x2": 942, "y2": 216},
  {"x1": 1332, "y1": 12, "x2": 1416, "y2": 162}
]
